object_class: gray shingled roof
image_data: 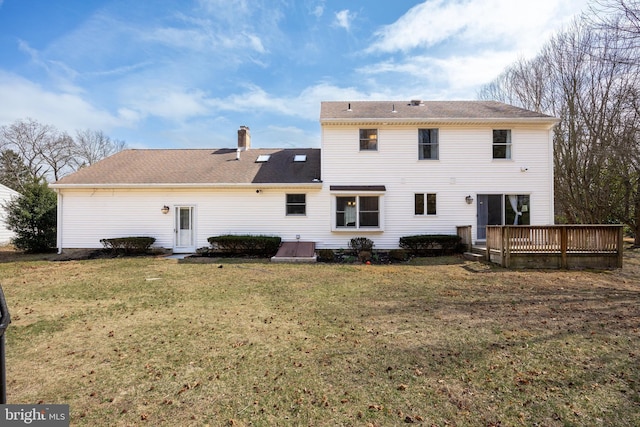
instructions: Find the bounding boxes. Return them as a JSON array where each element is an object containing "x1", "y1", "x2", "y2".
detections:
[
  {"x1": 320, "y1": 100, "x2": 557, "y2": 121},
  {"x1": 52, "y1": 148, "x2": 321, "y2": 186}
]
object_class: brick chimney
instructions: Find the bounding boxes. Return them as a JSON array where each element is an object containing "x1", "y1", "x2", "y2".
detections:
[{"x1": 238, "y1": 126, "x2": 251, "y2": 151}]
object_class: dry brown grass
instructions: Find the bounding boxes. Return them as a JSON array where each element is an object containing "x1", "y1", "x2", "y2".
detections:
[{"x1": 0, "y1": 247, "x2": 638, "y2": 426}]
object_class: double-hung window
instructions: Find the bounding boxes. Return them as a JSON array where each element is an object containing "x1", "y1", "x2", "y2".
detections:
[
  {"x1": 336, "y1": 196, "x2": 379, "y2": 228},
  {"x1": 418, "y1": 129, "x2": 439, "y2": 160},
  {"x1": 415, "y1": 193, "x2": 437, "y2": 215},
  {"x1": 286, "y1": 194, "x2": 306, "y2": 215},
  {"x1": 493, "y1": 129, "x2": 512, "y2": 159},
  {"x1": 359, "y1": 129, "x2": 378, "y2": 151}
]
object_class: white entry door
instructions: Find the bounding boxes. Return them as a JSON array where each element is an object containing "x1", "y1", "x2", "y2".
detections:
[{"x1": 174, "y1": 206, "x2": 196, "y2": 253}]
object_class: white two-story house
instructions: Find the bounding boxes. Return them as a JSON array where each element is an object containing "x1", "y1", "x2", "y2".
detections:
[
  {"x1": 51, "y1": 100, "x2": 558, "y2": 253},
  {"x1": 319, "y1": 100, "x2": 558, "y2": 248}
]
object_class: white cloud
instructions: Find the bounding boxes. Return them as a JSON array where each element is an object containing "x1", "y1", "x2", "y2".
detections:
[
  {"x1": 0, "y1": 72, "x2": 126, "y2": 132},
  {"x1": 335, "y1": 9, "x2": 355, "y2": 31},
  {"x1": 208, "y1": 82, "x2": 371, "y2": 122},
  {"x1": 312, "y1": 5, "x2": 324, "y2": 18},
  {"x1": 357, "y1": 50, "x2": 518, "y2": 98},
  {"x1": 367, "y1": 0, "x2": 588, "y2": 55},
  {"x1": 123, "y1": 86, "x2": 211, "y2": 122},
  {"x1": 358, "y1": 0, "x2": 590, "y2": 100},
  {"x1": 141, "y1": 24, "x2": 267, "y2": 56},
  {"x1": 197, "y1": 0, "x2": 250, "y2": 20}
]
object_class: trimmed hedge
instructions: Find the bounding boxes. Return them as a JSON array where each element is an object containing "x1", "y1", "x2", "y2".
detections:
[
  {"x1": 206, "y1": 235, "x2": 282, "y2": 257},
  {"x1": 399, "y1": 234, "x2": 463, "y2": 256},
  {"x1": 100, "y1": 237, "x2": 156, "y2": 254}
]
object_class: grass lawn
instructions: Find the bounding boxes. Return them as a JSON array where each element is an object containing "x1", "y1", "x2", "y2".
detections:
[{"x1": 0, "y1": 248, "x2": 638, "y2": 426}]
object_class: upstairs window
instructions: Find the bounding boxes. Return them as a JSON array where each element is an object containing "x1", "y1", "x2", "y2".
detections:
[
  {"x1": 415, "y1": 193, "x2": 437, "y2": 215},
  {"x1": 359, "y1": 129, "x2": 378, "y2": 151},
  {"x1": 286, "y1": 194, "x2": 306, "y2": 215},
  {"x1": 418, "y1": 129, "x2": 439, "y2": 160},
  {"x1": 493, "y1": 129, "x2": 512, "y2": 159}
]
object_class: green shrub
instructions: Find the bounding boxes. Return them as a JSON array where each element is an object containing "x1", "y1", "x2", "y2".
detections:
[
  {"x1": 348, "y1": 237, "x2": 374, "y2": 254},
  {"x1": 4, "y1": 180, "x2": 57, "y2": 253},
  {"x1": 398, "y1": 234, "x2": 462, "y2": 256},
  {"x1": 207, "y1": 235, "x2": 281, "y2": 257},
  {"x1": 100, "y1": 237, "x2": 156, "y2": 254},
  {"x1": 316, "y1": 249, "x2": 335, "y2": 262},
  {"x1": 389, "y1": 249, "x2": 408, "y2": 261}
]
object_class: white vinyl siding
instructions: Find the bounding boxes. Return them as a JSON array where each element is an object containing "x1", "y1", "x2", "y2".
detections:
[
  {"x1": 57, "y1": 187, "x2": 327, "y2": 250},
  {"x1": 56, "y1": 122, "x2": 555, "y2": 251},
  {"x1": 0, "y1": 184, "x2": 19, "y2": 244},
  {"x1": 321, "y1": 125, "x2": 554, "y2": 247}
]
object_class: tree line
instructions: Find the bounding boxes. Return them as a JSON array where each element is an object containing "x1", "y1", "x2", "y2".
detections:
[
  {"x1": 478, "y1": 0, "x2": 640, "y2": 245},
  {"x1": 0, "y1": 118, "x2": 126, "y2": 192},
  {"x1": 0, "y1": 118, "x2": 126, "y2": 252}
]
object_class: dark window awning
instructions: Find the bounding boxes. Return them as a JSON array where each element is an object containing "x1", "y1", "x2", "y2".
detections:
[{"x1": 330, "y1": 185, "x2": 386, "y2": 191}]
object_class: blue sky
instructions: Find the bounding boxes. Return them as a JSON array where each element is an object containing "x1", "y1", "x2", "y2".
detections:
[{"x1": 0, "y1": 0, "x2": 589, "y2": 149}]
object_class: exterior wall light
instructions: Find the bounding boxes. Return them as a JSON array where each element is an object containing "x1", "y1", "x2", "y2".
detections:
[
  {"x1": 161, "y1": 205, "x2": 170, "y2": 214},
  {"x1": 465, "y1": 195, "x2": 474, "y2": 204}
]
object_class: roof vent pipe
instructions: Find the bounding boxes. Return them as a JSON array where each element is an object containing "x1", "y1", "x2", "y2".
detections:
[
  {"x1": 347, "y1": 103, "x2": 352, "y2": 112},
  {"x1": 236, "y1": 148, "x2": 241, "y2": 160}
]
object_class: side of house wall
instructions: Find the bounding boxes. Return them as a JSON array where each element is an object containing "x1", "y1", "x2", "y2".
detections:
[
  {"x1": 56, "y1": 123, "x2": 555, "y2": 252},
  {"x1": 57, "y1": 187, "x2": 329, "y2": 250},
  {"x1": 320, "y1": 123, "x2": 554, "y2": 247},
  {"x1": 0, "y1": 184, "x2": 19, "y2": 244}
]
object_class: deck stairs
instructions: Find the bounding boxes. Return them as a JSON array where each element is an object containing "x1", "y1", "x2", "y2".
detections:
[{"x1": 463, "y1": 244, "x2": 487, "y2": 262}]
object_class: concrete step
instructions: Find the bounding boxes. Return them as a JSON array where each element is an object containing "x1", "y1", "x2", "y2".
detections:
[{"x1": 463, "y1": 252, "x2": 485, "y2": 261}]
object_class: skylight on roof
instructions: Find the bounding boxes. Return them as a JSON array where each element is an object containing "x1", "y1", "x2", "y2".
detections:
[
  {"x1": 293, "y1": 154, "x2": 307, "y2": 162},
  {"x1": 256, "y1": 154, "x2": 271, "y2": 163}
]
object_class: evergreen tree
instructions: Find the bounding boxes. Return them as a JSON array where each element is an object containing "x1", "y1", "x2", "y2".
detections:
[
  {"x1": 3, "y1": 180, "x2": 57, "y2": 252},
  {"x1": 0, "y1": 149, "x2": 32, "y2": 192}
]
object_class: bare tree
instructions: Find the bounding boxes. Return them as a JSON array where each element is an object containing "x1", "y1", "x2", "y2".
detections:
[
  {"x1": 587, "y1": 0, "x2": 640, "y2": 244},
  {"x1": 587, "y1": 0, "x2": 640, "y2": 64},
  {"x1": 479, "y1": 6, "x2": 640, "y2": 244},
  {"x1": 478, "y1": 55, "x2": 555, "y2": 114},
  {"x1": 0, "y1": 118, "x2": 127, "y2": 182},
  {"x1": 39, "y1": 131, "x2": 76, "y2": 181},
  {"x1": 0, "y1": 118, "x2": 56, "y2": 180},
  {"x1": 73, "y1": 129, "x2": 126, "y2": 169}
]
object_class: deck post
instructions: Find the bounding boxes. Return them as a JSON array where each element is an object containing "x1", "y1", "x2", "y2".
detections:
[
  {"x1": 456, "y1": 225, "x2": 472, "y2": 252},
  {"x1": 485, "y1": 226, "x2": 491, "y2": 262},
  {"x1": 561, "y1": 226, "x2": 568, "y2": 269},
  {"x1": 617, "y1": 225, "x2": 624, "y2": 268},
  {"x1": 503, "y1": 226, "x2": 510, "y2": 268}
]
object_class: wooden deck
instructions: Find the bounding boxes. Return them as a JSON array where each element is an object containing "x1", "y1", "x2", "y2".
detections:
[
  {"x1": 485, "y1": 225, "x2": 623, "y2": 269},
  {"x1": 271, "y1": 241, "x2": 317, "y2": 263}
]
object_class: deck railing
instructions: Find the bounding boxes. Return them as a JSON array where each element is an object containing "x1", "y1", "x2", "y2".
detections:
[
  {"x1": 486, "y1": 225, "x2": 623, "y2": 268},
  {"x1": 456, "y1": 225, "x2": 473, "y2": 252}
]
